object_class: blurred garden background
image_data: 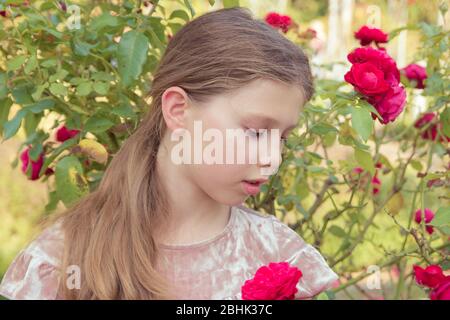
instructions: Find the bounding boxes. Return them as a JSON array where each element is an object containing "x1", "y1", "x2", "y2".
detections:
[{"x1": 0, "y1": 0, "x2": 449, "y2": 300}]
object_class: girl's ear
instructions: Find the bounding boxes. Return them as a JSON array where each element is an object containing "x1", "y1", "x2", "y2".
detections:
[{"x1": 161, "y1": 86, "x2": 191, "y2": 131}]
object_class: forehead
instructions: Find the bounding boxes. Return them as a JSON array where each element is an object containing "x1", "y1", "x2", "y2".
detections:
[{"x1": 227, "y1": 78, "x2": 305, "y2": 126}]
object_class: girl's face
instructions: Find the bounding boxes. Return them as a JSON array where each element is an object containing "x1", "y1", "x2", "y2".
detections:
[{"x1": 161, "y1": 78, "x2": 305, "y2": 206}]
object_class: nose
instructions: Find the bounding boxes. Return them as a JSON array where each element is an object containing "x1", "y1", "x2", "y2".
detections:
[{"x1": 257, "y1": 149, "x2": 281, "y2": 176}]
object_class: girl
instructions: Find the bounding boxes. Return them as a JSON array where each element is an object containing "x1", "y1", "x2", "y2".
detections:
[{"x1": 0, "y1": 7, "x2": 338, "y2": 300}]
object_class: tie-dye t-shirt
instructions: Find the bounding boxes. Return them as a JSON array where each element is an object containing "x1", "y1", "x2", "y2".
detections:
[{"x1": 0, "y1": 204, "x2": 338, "y2": 300}]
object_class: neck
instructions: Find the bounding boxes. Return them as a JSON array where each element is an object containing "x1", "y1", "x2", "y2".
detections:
[{"x1": 155, "y1": 138, "x2": 232, "y2": 246}]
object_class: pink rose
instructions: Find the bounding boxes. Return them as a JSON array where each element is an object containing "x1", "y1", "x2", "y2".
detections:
[
  {"x1": 20, "y1": 147, "x2": 44, "y2": 181},
  {"x1": 430, "y1": 277, "x2": 450, "y2": 300},
  {"x1": 56, "y1": 125, "x2": 80, "y2": 142},
  {"x1": 354, "y1": 25, "x2": 389, "y2": 46},
  {"x1": 241, "y1": 262, "x2": 303, "y2": 300},
  {"x1": 402, "y1": 63, "x2": 427, "y2": 89},
  {"x1": 414, "y1": 208, "x2": 435, "y2": 234}
]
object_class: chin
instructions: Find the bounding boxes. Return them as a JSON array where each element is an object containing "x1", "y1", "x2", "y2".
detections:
[{"x1": 207, "y1": 190, "x2": 246, "y2": 207}]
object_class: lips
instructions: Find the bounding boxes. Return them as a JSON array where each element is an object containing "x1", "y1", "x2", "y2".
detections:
[{"x1": 242, "y1": 179, "x2": 268, "y2": 196}]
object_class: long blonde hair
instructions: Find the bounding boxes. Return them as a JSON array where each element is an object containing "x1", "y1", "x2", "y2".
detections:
[{"x1": 49, "y1": 7, "x2": 314, "y2": 299}]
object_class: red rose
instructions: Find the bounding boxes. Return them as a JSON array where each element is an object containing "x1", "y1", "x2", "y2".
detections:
[
  {"x1": 345, "y1": 47, "x2": 406, "y2": 124},
  {"x1": 402, "y1": 63, "x2": 427, "y2": 89},
  {"x1": 414, "y1": 208, "x2": 435, "y2": 234},
  {"x1": 430, "y1": 277, "x2": 450, "y2": 300},
  {"x1": 414, "y1": 113, "x2": 450, "y2": 143},
  {"x1": 20, "y1": 146, "x2": 44, "y2": 181},
  {"x1": 265, "y1": 12, "x2": 293, "y2": 34},
  {"x1": 354, "y1": 25, "x2": 388, "y2": 46},
  {"x1": 414, "y1": 112, "x2": 436, "y2": 128},
  {"x1": 413, "y1": 265, "x2": 446, "y2": 289},
  {"x1": 241, "y1": 262, "x2": 303, "y2": 300},
  {"x1": 371, "y1": 173, "x2": 381, "y2": 195},
  {"x1": 353, "y1": 167, "x2": 364, "y2": 174},
  {"x1": 344, "y1": 62, "x2": 391, "y2": 96},
  {"x1": 347, "y1": 47, "x2": 400, "y2": 86},
  {"x1": 58, "y1": 1, "x2": 67, "y2": 12},
  {"x1": 299, "y1": 28, "x2": 317, "y2": 39},
  {"x1": 56, "y1": 125, "x2": 80, "y2": 142},
  {"x1": 369, "y1": 85, "x2": 406, "y2": 124}
]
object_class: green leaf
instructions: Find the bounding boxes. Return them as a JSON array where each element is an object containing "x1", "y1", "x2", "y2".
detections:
[
  {"x1": 328, "y1": 225, "x2": 347, "y2": 238},
  {"x1": 0, "y1": 73, "x2": 8, "y2": 99},
  {"x1": 359, "y1": 99, "x2": 382, "y2": 120},
  {"x1": 28, "y1": 99, "x2": 55, "y2": 113},
  {"x1": 0, "y1": 98, "x2": 13, "y2": 135},
  {"x1": 7, "y1": 55, "x2": 27, "y2": 71},
  {"x1": 430, "y1": 207, "x2": 450, "y2": 228},
  {"x1": 93, "y1": 81, "x2": 110, "y2": 95},
  {"x1": 169, "y1": 9, "x2": 190, "y2": 22},
  {"x1": 410, "y1": 159, "x2": 423, "y2": 172},
  {"x1": 111, "y1": 102, "x2": 136, "y2": 119},
  {"x1": 310, "y1": 123, "x2": 338, "y2": 135},
  {"x1": 72, "y1": 38, "x2": 95, "y2": 57},
  {"x1": 84, "y1": 117, "x2": 114, "y2": 133},
  {"x1": 117, "y1": 30, "x2": 149, "y2": 87},
  {"x1": 24, "y1": 56, "x2": 38, "y2": 74},
  {"x1": 49, "y1": 83, "x2": 67, "y2": 96},
  {"x1": 41, "y1": 59, "x2": 57, "y2": 68},
  {"x1": 89, "y1": 13, "x2": 120, "y2": 32},
  {"x1": 24, "y1": 113, "x2": 41, "y2": 138},
  {"x1": 12, "y1": 85, "x2": 34, "y2": 105},
  {"x1": 351, "y1": 107, "x2": 373, "y2": 142},
  {"x1": 49, "y1": 69, "x2": 69, "y2": 83},
  {"x1": 28, "y1": 143, "x2": 44, "y2": 161},
  {"x1": 40, "y1": 137, "x2": 79, "y2": 176},
  {"x1": 183, "y1": 0, "x2": 195, "y2": 17},
  {"x1": 354, "y1": 148, "x2": 375, "y2": 176},
  {"x1": 2, "y1": 109, "x2": 27, "y2": 140},
  {"x1": 91, "y1": 72, "x2": 115, "y2": 82},
  {"x1": 78, "y1": 139, "x2": 108, "y2": 164},
  {"x1": 2, "y1": 99, "x2": 55, "y2": 140},
  {"x1": 76, "y1": 82, "x2": 92, "y2": 96},
  {"x1": 44, "y1": 191, "x2": 60, "y2": 214},
  {"x1": 441, "y1": 108, "x2": 450, "y2": 137},
  {"x1": 32, "y1": 83, "x2": 49, "y2": 101},
  {"x1": 223, "y1": 0, "x2": 240, "y2": 8},
  {"x1": 316, "y1": 292, "x2": 330, "y2": 300},
  {"x1": 55, "y1": 156, "x2": 89, "y2": 208}
]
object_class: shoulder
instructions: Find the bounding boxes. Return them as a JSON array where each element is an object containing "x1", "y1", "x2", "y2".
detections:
[
  {"x1": 232, "y1": 204, "x2": 307, "y2": 259},
  {"x1": 232, "y1": 204, "x2": 339, "y2": 299},
  {"x1": 0, "y1": 221, "x2": 64, "y2": 300}
]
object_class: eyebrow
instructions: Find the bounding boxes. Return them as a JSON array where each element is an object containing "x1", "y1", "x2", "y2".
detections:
[{"x1": 242, "y1": 114, "x2": 298, "y2": 133}]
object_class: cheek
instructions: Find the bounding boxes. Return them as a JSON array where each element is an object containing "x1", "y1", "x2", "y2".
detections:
[
  {"x1": 189, "y1": 163, "x2": 250, "y2": 204},
  {"x1": 193, "y1": 163, "x2": 248, "y2": 187}
]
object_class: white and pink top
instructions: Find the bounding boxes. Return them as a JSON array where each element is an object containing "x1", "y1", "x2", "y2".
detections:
[{"x1": 0, "y1": 204, "x2": 339, "y2": 300}]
